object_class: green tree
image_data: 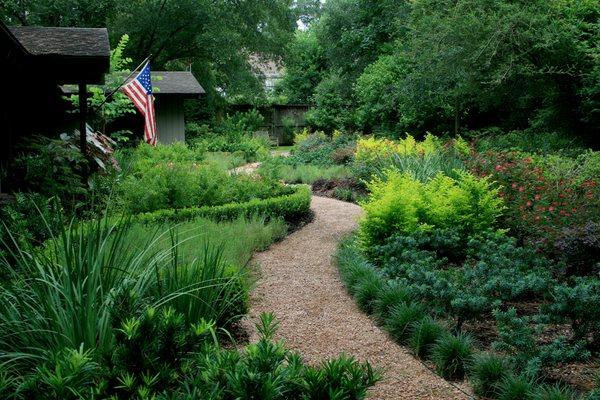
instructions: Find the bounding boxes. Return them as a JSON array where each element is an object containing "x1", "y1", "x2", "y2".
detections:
[{"x1": 275, "y1": 30, "x2": 325, "y2": 104}]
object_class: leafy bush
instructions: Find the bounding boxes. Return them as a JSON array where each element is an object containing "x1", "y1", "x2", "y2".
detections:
[
  {"x1": 184, "y1": 313, "x2": 381, "y2": 400},
  {"x1": 470, "y1": 352, "x2": 510, "y2": 399},
  {"x1": 473, "y1": 129, "x2": 587, "y2": 157},
  {"x1": 10, "y1": 136, "x2": 87, "y2": 208},
  {"x1": 467, "y1": 150, "x2": 600, "y2": 256},
  {"x1": 290, "y1": 130, "x2": 358, "y2": 167},
  {"x1": 352, "y1": 134, "x2": 469, "y2": 183},
  {"x1": 431, "y1": 333, "x2": 473, "y2": 380},
  {"x1": 135, "y1": 184, "x2": 311, "y2": 225},
  {"x1": 116, "y1": 142, "x2": 292, "y2": 217},
  {"x1": 359, "y1": 170, "x2": 503, "y2": 249},
  {"x1": 554, "y1": 222, "x2": 600, "y2": 276}
]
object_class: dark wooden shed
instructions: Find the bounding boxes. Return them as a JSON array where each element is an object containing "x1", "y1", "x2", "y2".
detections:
[{"x1": 0, "y1": 22, "x2": 110, "y2": 170}]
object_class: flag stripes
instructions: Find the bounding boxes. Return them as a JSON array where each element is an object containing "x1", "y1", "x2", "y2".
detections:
[{"x1": 122, "y1": 62, "x2": 158, "y2": 145}]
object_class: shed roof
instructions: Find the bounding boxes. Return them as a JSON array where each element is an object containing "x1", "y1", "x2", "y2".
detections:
[
  {"x1": 62, "y1": 71, "x2": 205, "y2": 96},
  {"x1": 150, "y1": 71, "x2": 205, "y2": 95},
  {"x1": 8, "y1": 26, "x2": 110, "y2": 58}
]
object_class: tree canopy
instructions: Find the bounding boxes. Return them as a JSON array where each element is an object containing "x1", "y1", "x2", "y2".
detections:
[{"x1": 277, "y1": 0, "x2": 600, "y2": 142}]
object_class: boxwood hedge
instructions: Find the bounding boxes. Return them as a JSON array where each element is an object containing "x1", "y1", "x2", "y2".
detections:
[{"x1": 134, "y1": 184, "x2": 312, "y2": 225}]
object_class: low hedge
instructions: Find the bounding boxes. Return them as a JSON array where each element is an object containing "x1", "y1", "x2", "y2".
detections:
[{"x1": 134, "y1": 184, "x2": 312, "y2": 225}]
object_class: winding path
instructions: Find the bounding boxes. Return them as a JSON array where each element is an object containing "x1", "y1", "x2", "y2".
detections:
[{"x1": 247, "y1": 195, "x2": 470, "y2": 399}]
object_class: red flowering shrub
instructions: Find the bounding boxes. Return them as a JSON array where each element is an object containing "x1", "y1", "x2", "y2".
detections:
[{"x1": 466, "y1": 150, "x2": 600, "y2": 261}]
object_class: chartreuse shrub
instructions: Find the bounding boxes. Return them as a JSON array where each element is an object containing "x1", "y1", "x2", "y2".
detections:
[
  {"x1": 352, "y1": 134, "x2": 469, "y2": 183},
  {"x1": 359, "y1": 170, "x2": 503, "y2": 249}
]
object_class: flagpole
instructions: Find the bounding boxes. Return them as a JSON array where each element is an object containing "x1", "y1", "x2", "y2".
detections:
[{"x1": 91, "y1": 54, "x2": 153, "y2": 113}]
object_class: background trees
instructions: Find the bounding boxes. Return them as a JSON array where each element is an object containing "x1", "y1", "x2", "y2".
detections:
[
  {"x1": 1, "y1": 0, "x2": 297, "y2": 122},
  {"x1": 276, "y1": 0, "x2": 600, "y2": 143}
]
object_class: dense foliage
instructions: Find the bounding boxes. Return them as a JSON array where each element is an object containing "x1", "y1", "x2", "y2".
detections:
[
  {"x1": 278, "y1": 0, "x2": 600, "y2": 143},
  {"x1": 329, "y1": 133, "x2": 599, "y2": 398}
]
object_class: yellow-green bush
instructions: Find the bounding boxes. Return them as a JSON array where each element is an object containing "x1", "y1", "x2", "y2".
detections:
[
  {"x1": 359, "y1": 170, "x2": 503, "y2": 248},
  {"x1": 355, "y1": 134, "x2": 442, "y2": 163}
]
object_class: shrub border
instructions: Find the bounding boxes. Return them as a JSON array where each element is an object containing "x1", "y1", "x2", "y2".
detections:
[
  {"x1": 334, "y1": 235, "x2": 567, "y2": 400},
  {"x1": 133, "y1": 184, "x2": 312, "y2": 225}
]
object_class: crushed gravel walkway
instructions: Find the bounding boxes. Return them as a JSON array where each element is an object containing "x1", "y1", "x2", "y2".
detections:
[{"x1": 247, "y1": 195, "x2": 470, "y2": 399}]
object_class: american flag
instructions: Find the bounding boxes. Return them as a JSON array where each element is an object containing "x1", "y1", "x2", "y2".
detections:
[{"x1": 122, "y1": 62, "x2": 158, "y2": 145}]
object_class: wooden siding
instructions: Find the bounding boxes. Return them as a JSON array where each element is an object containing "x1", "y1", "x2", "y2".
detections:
[{"x1": 155, "y1": 96, "x2": 185, "y2": 144}]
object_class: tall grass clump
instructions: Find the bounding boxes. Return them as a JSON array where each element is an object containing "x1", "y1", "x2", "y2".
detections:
[
  {"x1": 0, "y1": 217, "x2": 157, "y2": 368},
  {"x1": 470, "y1": 352, "x2": 510, "y2": 398},
  {"x1": 0, "y1": 213, "x2": 255, "y2": 372},
  {"x1": 431, "y1": 333, "x2": 473, "y2": 380},
  {"x1": 373, "y1": 282, "x2": 413, "y2": 321},
  {"x1": 408, "y1": 317, "x2": 446, "y2": 359},
  {"x1": 384, "y1": 302, "x2": 425, "y2": 344},
  {"x1": 532, "y1": 384, "x2": 579, "y2": 400},
  {"x1": 497, "y1": 374, "x2": 535, "y2": 400}
]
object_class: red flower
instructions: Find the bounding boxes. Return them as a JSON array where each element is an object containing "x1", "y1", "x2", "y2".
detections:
[
  {"x1": 534, "y1": 194, "x2": 541, "y2": 201},
  {"x1": 519, "y1": 187, "x2": 525, "y2": 192},
  {"x1": 526, "y1": 201, "x2": 533, "y2": 207}
]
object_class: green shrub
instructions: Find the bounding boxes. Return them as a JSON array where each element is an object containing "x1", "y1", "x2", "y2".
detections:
[
  {"x1": 470, "y1": 352, "x2": 510, "y2": 398},
  {"x1": 17, "y1": 346, "x2": 99, "y2": 399},
  {"x1": 110, "y1": 307, "x2": 216, "y2": 396},
  {"x1": 384, "y1": 302, "x2": 426, "y2": 344},
  {"x1": 259, "y1": 160, "x2": 351, "y2": 184},
  {"x1": 359, "y1": 170, "x2": 503, "y2": 249},
  {"x1": 354, "y1": 273, "x2": 386, "y2": 314},
  {"x1": 431, "y1": 333, "x2": 473, "y2": 380},
  {"x1": 135, "y1": 184, "x2": 311, "y2": 225},
  {"x1": 289, "y1": 130, "x2": 358, "y2": 167},
  {"x1": 184, "y1": 313, "x2": 380, "y2": 400},
  {"x1": 497, "y1": 374, "x2": 535, "y2": 400},
  {"x1": 118, "y1": 161, "x2": 231, "y2": 214},
  {"x1": 545, "y1": 278, "x2": 600, "y2": 350},
  {"x1": 408, "y1": 317, "x2": 446, "y2": 359}
]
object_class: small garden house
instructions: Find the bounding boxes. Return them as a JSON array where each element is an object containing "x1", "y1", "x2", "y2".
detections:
[{"x1": 149, "y1": 71, "x2": 205, "y2": 144}]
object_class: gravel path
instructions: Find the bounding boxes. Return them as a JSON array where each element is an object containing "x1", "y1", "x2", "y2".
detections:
[{"x1": 247, "y1": 196, "x2": 470, "y2": 400}]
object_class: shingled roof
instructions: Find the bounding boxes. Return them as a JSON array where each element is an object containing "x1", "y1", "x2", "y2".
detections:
[
  {"x1": 149, "y1": 71, "x2": 205, "y2": 95},
  {"x1": 8, "y1": 26, "x2": 110, "y2": 58},
  {"x1": 62, "y1": 71, "x2": 205, "y2": 96}
]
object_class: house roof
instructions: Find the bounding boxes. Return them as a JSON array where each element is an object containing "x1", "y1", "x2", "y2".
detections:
[
  {"x1": 1, "y1": 22, "x2": 110, "y2": 83},
  {"x1": 8, "y1": 26, "x2": 110, "y2": 58},
  {"x1": 62, "y1": 71, "x2": 205, "y2": 97},
  {"x1": 150, "y1": 71, "x2": 205, "y2": 95}
]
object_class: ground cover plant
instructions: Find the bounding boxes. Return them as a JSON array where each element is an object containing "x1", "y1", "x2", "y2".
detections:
[{"x1": 334, "y1": 133, "x2": 600, "y2": 398}]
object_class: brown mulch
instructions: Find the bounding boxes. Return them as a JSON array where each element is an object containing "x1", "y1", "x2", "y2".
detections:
[{"x1": 243, "y1": 196, "x2": 471, "y2": 399}]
